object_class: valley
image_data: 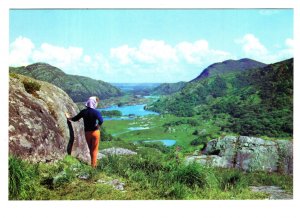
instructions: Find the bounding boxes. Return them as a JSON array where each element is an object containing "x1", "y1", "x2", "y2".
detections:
[{"x1": 9, "y1": 57, "x2": 294, "y2": 200}]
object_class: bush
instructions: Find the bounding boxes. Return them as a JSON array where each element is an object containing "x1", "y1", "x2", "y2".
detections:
[
  {"x1": 172, "y1": 162, "x2": 207, "y2": 188},
  {"x1": 22, "y1": 79, "x2": 41, "y2": 95},
  {"x1": 9, "y1": 72, "x2": 20, "y2": 79}
]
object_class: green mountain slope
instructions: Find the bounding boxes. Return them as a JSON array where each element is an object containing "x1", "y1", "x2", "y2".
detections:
[
  {"x1": 151, "y1": 81, "x2": 187, "y2": 95},
  {"x1": 9, "y1": 63, "x2": 122, "y2": 102},
  {"x1": 191, "y1": 58, "x2": 266, "y2": 82},
  {"x1": 147, "y1": 58, "x2": 293, "y2": 137}
]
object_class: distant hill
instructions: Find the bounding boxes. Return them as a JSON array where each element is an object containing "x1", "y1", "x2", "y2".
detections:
[
  {"x1": 151, "y1": 82, "x2": 187, "y2": 95},
  {"x1": 191, "y1": 58, "x2": 267, "y2": 82},
  {"x1": 112, "y1": 83, "x2": 161, "y2": 96},
  {"x1": 9, "y1": 63, "x2": 122, "y2": 102},
  {"x1": 147, "y1": 58, "x2": 293, "y2": 137}
]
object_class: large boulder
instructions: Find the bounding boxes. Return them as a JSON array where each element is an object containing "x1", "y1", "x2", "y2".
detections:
[
  {"x1": 196, "y1": 136, "x2": 293, "y2": 174},
  {"x1": 9, "y1": 74, "x2": 90, "y2": 163}
]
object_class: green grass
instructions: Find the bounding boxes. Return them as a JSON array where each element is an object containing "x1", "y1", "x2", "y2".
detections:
[
  {"x1": 9, "y1": 146, "x2": 293, "y2": 200},
  {"x1": 103, "y1": 114, "x2": 224, "y2": 151}
]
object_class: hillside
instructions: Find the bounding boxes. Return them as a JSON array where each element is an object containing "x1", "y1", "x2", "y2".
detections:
[
  {"x1": 9, "y1": 63, "x2": 122, "y2": 102},
  {"x1": 147, "y1": 58, "x2": 293, "y2": 137},
  {"x1": 151, "y1": 81, "x2": 187, "y2": 95},
  {"x1": 191, "y1": 58, "x2": 267, "y2": 82}
]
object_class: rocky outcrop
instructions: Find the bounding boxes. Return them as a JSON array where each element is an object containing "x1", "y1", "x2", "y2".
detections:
[
  {"x1": 9, "y1": 74, "x2": 90, "y2": 163},
  {"x1": 186, "y1": 136, "x2": 293, "y2": 174},
  {"x1": 100, "y1": 147, "x2": 137, "y2": 157}
]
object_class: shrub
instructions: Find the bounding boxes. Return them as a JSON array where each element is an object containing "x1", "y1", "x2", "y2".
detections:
[
  {"x1": 171, "y1": 162, "x2": 206, "y2": 188},
  {"x1": 9, "y1": 72, "x2": 20, "y2": 79},
  {"x1": 22, "y1": 79, "x2": 41, "y2": 95}
]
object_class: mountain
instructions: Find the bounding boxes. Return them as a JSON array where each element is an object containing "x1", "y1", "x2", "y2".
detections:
[
  {"x1": 9, "y1": 63, "x2": 122, "y2": 102},
  {"x1": 147, "y1": 58, "x2": 293, "y2": 137},
  {"x1": 191, "y1": 58, "x2": 267, "y2": 82},
  {"x1": 151, "y1": 81, "x2": 187, "y2": 95}
]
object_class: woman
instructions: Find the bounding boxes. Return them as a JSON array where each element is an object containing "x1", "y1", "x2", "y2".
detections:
[{"x1": 65, "y1": 96, "x2": 103, "y2": 168}]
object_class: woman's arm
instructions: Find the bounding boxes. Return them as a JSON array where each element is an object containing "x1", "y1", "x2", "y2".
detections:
[{"x1": 65, "y1": 111, "x2": 83, "y2": 122}]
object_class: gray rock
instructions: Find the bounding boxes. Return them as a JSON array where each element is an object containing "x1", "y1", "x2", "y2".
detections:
[
  {"x1": 250, "y1": 186, "x2": 292, "y2": 200},
  {"x1": 9, "y1": 75, "x2": 90, "y2": 163},
  {"x1": 199, "y1": 136, "x2": 293, "y2": 174},
  {"x1": 100, "y1": 147, "x2": 137, "y2": 156},
  {"x1": 97, "y1": 153, "x2": 106, "y2": 160},
  {"x1": 77, "y1": 173, "x2": 90, "y2": 180},
  {"x1": 97, "y1": 179, "x2": 125, "y2": 191}
]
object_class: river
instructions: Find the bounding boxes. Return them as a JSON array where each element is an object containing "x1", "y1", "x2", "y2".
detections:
[{"x1": 99, "y1": 104, "x2": 159, "y2": 120}]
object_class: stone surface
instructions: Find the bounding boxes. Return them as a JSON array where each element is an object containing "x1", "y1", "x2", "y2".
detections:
[
  {"x1": 250, "y1": 186, "x2": 293, "y2": 200},
  {"x1": 9, "y1": 75, "x2": 90, "y2": 163},
  {"x1": 100, "y1": 147, "x2": 137, "y2": 156},
  {"x1": 194, "y1": 136, "x2": 293, "y2": 174},
  {"x1": 97, "y1": 179, "x2": 126, "y2": 191}
]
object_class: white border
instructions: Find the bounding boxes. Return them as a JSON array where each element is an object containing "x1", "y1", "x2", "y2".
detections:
[{"x1": 1, "y1": 1, "x2": 299, "y2": 218}]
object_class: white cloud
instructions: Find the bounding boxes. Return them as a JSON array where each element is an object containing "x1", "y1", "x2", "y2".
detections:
[
  {"x1": 9, "y1": 36, "x2": 35, "y2": 66},
  {"x1": 108, "y1": 39, "x2": 234, "y2": 82},
  {"x1": 136, "y1": 39, "x2": 177, "y2": 63},
  {"x1": 176, "y1": 40, "x2": 233, "y2": 65},
  {"x1": 32, "y1": 43, "x2": 83, "y2": 68},
  {"x1": 236, "y1": 34, "x2": 268, "y2": 57},
  {"x1": 110, "y1": 39, "x2": 177, "y2": 65},
  {"x1": 110, "y1": 45, "x2": 134, "y2": 65},
  {"x1": 285, "y1": 38, "x2": 294, "y2": 48},
  {"x1": 84, "y1": 55, "x2": 91, "y2": 63},
  {"x1": 236, "y1": 34, "x2": 293, "y2": 63}
]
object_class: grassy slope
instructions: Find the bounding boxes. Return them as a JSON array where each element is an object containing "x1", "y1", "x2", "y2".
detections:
[
  {"x1": 9, "y1": 152, "x2": 292, "y2": 200},
  {"x1": 147, "y1": 59, "x2": 293, "y2": 138}
]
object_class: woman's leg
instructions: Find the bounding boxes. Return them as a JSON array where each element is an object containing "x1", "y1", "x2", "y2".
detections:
[
  {"x1": 85, "y1": 130, "x2": 100, "y2": 168},
  {"x1": 90, "y1": 130, "x2": 100, "y2": 168}
]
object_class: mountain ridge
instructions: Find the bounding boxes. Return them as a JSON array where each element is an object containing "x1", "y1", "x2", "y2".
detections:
[
  {"x1": 9, "y1": 62, "x2": 122, "y2": 102},
  {"x1": 191, "y1": 58, "x2": 267, "y2": 82}
]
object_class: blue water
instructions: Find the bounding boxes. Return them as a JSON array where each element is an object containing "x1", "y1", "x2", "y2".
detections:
[
  {"x1": 99, "y1": 104, "x2": 159, "y2": 118},
  {"x1": 144, "y1": 139, "x2": 177, "y2": 147}
]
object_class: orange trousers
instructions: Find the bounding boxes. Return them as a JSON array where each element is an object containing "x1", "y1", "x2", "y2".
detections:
[{"x1": 85, "y1": 130, "x2": 100, "y2": 168}]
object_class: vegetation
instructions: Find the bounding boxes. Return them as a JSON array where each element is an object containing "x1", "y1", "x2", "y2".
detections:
[
  {"x1": 148, "y1": 59, "x2": 293, "y2": 138},
  {"x1": 9, "y1": 62, "x2": 122, "y2": 102},
  {"x1": 191, "y1": 58, "x2": 266, "y2": 81},
  {"x1": 101, "y1": 110, "x2": 122, "y2": 117},
  {"x1": 9, "y1": 142, "x2": 292, "y2": 200},
  {"x1": 8, "y1": 58, "x2": 293, "y2": 200},
  {"x1": 22, "y1": 78, "x2": 41, "y2": 95},
  {"x1": 151, "y1": 81, "x2": 187, "y2": 95}
]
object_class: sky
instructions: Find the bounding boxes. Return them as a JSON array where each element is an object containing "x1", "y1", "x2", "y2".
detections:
[{"x1": 9, "y1": 9, "x2": 294, "y2": 83}]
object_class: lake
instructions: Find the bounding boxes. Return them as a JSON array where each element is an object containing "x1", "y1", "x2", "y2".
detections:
[
  {"x1": 99, "y1": 104, "x2": 159, "y2": 120},
  {"x1": 144, "y1": 139, "x2": 177, "y2": 146}
]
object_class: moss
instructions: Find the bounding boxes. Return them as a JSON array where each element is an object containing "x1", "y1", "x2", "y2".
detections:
[
  {"x1": 9, "y1": 72, "x2": 20, "y2": 79},
  {"x1": 22, "y1": 78, "x2": 41, "y2": 95}
]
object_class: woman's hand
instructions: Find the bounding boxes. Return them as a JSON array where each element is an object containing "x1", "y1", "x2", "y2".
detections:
[{"x1": 65, "y1": 112, "x2": 71, "y2": 119}]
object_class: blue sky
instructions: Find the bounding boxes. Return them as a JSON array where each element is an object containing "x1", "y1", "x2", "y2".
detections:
[{"x1": 9, "y1": 9, "x2": 294, "y2": 83}]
